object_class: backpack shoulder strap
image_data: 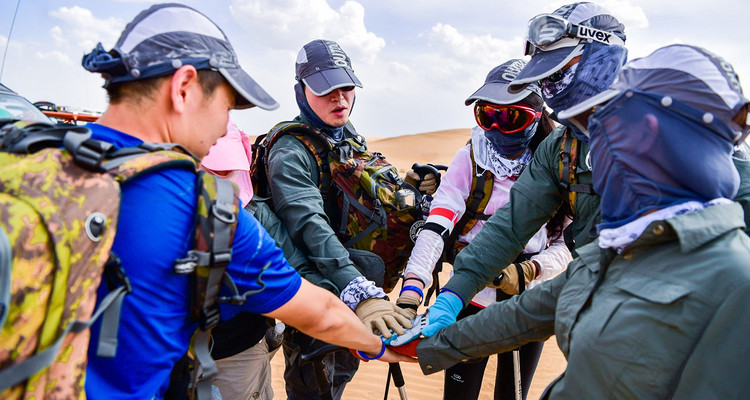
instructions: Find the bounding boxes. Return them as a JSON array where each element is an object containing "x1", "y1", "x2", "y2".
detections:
[
  {"x1": 175, "y1": 171, "x2": 241, "y2": 400},
  {"x1": 558, "y1": 127, "x2": 595, "y2": 210},
  {"x1": 426, "y1": 143, "x2": 493, "y2": 304},
  {"x1": 263, "y1": 122, "x2": 334, "y2": 200},
  {"x1": 444, "y1": 142, "x2": 493, "y2": 261}
]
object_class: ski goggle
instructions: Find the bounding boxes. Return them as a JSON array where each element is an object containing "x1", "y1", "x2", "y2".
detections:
[
  {"x1": 523, "y1": 14, "x2": 625, "y2": 56},
  {"x1": 474, "y1": 103, "x2": 542, "y2": 133}
]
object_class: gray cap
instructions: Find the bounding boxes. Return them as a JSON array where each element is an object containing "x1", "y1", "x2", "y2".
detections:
[
  {"x1": 295, "y1": 39, "x2": 363, "y2": 96},
  {"x1": 465, "y1": 59, "x2": 542, "y2": 106},
  {"x1": 510, "y1": 2, "x2": 625, "y2": 92},
  {"x1": 82, "y1": 3, "x2": 278, "y2": 110}
]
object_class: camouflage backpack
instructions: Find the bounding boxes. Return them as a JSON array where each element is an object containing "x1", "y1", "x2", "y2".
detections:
[
  {"x1": 0, "y1": 121, "x2": 240, "y2": 399},
  {"x1": 251, "y1": 122, "x2": 423, "y2": 292}
]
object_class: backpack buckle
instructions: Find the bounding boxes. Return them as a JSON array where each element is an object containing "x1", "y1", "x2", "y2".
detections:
[
  {"x1": 211, "y1": 249, "x2": 232, "y2": 268},
  {"x1": 212, "y1": 201, "x2": 236, "y2": 225},
  {"x1": 104, "y1": 253, "x2": 132, "y2": 294},
  {"x1": 64, "y1": 130, "x2": 113, "y2": 170},
  {"x1": 174, "y1": 250, "x2": 210, "y2": 274},
  {"x1": 200, "y1": 307, "x2": 221, "y2": 330}
]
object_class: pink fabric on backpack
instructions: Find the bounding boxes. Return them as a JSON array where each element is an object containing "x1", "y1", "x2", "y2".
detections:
[{"x1": 202, "y1": 119, "x2": 254, "y2": 207}]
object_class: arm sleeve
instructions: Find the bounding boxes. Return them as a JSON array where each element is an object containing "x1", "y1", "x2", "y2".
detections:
[
  {"x1": 403, "y1": 146, "x2": 472, "y2": 285},
  {"x1": 416, "y1": 270, "x2": 565, "y2": 374},
  {"x1": 267, "y1": 135, "x2": 362, "y2": 291},
  {"x1": 443, "y1": 133, "x2": 566, "y2": 304}
]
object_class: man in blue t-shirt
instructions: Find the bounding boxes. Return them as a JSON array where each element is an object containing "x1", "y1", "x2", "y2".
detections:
[{"x1": 80, "y1": 4, "x2": 412, "y2": 399}]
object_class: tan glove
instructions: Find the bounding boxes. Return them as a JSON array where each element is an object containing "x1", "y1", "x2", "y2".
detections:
[
  {"x1": 355, "y1": 298, "x2": 413, "y2": 338},
  {"x1": 405, "y1": 170, "x2": 438, "y2": 195},
  {"x1": 395, "y1": 293, "x2": 420, "y2": 320},
  {"x1": 489, "y1": 260, "x2": 539, "y2": 295}
]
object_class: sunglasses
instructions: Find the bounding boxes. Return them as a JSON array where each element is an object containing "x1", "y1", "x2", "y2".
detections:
[
  {"x1": 474, "y1": 103, "x2": 542, "y2": 133},
  {"x1": 523, "y1": 14, "x2": 625, "y2": 57}
]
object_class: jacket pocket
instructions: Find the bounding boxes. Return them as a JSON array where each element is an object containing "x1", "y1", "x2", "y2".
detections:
[{"x1": 580, "y1": 274, "x2": 696, "y2": 398}]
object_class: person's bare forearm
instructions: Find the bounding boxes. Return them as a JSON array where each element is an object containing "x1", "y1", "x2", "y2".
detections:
[{"x1": 266, "y1": 279, "x2": 414, "y2": 362}]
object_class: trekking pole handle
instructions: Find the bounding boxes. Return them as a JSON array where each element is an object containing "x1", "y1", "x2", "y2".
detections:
[
  {"x1": 491, "y1": 273, "x2": 504, "y2": 287},
  {"x1": 389, "y1": 362, "x2": 405, "y2": 387},
  {"x1": 299, "y1": 343, "x2": 346, "y2": 363},
  {"x1": 410, "y1": 163, "x2": 443, "y2": 190}
]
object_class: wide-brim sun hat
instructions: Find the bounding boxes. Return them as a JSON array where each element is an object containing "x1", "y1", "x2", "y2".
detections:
[
  {"x1": 558, "y1": 44, "x2": 750, "y2": 144},
  {"x1": 82, "y1": 3, "x2": 278, "y2": 110}
]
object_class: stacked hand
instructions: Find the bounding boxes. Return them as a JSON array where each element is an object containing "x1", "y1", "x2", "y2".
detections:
[
  {"x1": 395, "y1": 291, "x2": 421, "y2": 320},
  {"x1": 349, "y1": 341, "x2": 418, "y2": 363},
  {"x1": 419, "y1": 290, "x2": 464, "y2": 338},
  {"x1": 355, "y1": 298, "x2": 413, "y2": 339}
]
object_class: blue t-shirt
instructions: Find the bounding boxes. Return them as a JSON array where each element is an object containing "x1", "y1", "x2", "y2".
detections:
[{"x1": 84, "y1": 124, "x2": 302, "y2": 399}]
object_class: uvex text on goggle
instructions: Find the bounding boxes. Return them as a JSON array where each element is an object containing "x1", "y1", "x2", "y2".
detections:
[{"x1": 524, "y1": 14, "x2": 625, "y2": 55}]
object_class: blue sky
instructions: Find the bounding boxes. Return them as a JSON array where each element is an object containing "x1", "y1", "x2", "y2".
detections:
[{"x1": 1, "y1": 0, "x2": 748, "y2": 137}]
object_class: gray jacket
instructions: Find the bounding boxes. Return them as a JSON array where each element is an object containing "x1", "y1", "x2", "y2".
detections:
[{"x1": 418, "y1": 202, "x2": 750, "y2": 399}]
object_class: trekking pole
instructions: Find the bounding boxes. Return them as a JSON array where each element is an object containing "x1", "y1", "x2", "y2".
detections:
[
  {"x1": 512, "y1": 262, "x2": 528, "y2": 400},
  {"x1": 494, "y1": 271, "x2": 522, "y2": 400},
  {"x1": 300, "y1": 342, "x2": 345, "y2": 400},
  {"x1": 513, "y1": 349, "x2": 522, "y2": 400},
  {"x1": 384, "y1": 362, "x2": 408, "y2": 400}
]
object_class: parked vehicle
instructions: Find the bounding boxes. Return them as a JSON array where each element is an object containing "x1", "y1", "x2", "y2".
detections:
[
  {"x1": 0, "y1": 83, "x2": 53, "y2": 123},
  {"x1": 33, "y1": 100, "x2": 100, "y2": 124}
]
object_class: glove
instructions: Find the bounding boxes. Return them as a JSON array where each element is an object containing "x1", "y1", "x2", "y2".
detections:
[
  {"x1": 355, "y1": 298, "x2": 413, "y2": 339},
  {"x1": 405, "y1": 170, "x2": 438, "y2": 195},
  {"x1": 420, "y1": 291, "x2": 463, "y2": 337},
  {"x1": 491, "y1": 260, "x2": 539, "y2": 295},
  {"x1": 395, "y1": 292, "x2": 420, "y2": 320}
]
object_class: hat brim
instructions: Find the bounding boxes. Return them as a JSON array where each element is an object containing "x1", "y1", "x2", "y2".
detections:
[
  {"x1": 464, "y1": 82, "x2": 533, "y2": 106},
  {"x1": 509, "y1": 43, "x2": 585, "y2": 93},
  {"x1": 302, "y1": 68, "x2": 363, "y2": 96},
  {"x1": 220, "y1": 67, "x2": 279, "y2": 110},
  {"x1": 556, "y1": 88, "x2": 621, "y2": 120}
]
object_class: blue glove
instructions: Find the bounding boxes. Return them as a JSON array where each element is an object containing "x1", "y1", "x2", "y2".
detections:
[{"x1": 421, "y1": 290, "x2": 463, "y2": 337}]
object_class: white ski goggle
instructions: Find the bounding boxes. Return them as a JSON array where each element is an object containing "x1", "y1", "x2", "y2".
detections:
[{"x1": 523, "y1": 14, "x2": 625, "y2": 56}]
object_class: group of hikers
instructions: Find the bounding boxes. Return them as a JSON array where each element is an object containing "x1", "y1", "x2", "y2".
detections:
[{"x1": 1, "y1": 1, "x2": 749, "y2": 400}]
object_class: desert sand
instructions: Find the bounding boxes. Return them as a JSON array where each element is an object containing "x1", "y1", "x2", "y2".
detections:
[{"x1": 269, "y1": 129, "x2": 568, "y2": 399}]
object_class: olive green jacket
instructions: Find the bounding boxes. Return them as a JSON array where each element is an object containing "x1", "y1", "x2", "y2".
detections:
[
  {"x1": 418, "y1": 202, "x2": 750, "y2": 399},
  {"x1": 266, "y1": 117, "x2": 363, "y2": 293}
]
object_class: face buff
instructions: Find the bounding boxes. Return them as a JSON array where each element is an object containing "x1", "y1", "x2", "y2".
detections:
[
  {"x1": 543, "y1": 42, "x2": 627, "y2": 142},
  {"x1": 483, "y1": 118, "x2": 538, "y2": 158},
  {"x1": 294, "y1": 82, "x2": 346, "y2": 141},
  {"x1": 588, "y1": 90, "x2": 739, "y2": 231}
]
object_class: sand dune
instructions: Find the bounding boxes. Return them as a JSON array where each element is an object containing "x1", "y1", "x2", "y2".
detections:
[{"x1": 269, "y1": 129, "x2": 567, "y2": 399}]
